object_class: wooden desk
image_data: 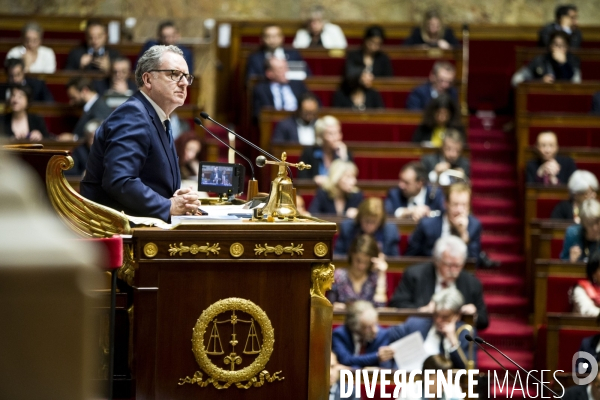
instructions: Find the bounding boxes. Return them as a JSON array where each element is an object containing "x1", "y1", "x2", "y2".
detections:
[
  {"x1": 332, "y1": 308, "x2": 475, "y2": 327},
  {"x1": 546, "y1": 313, "x2": 600, "y2": 372},
  {"x1": 515, "y1": 81, "x2": 600, "y2": 114}
]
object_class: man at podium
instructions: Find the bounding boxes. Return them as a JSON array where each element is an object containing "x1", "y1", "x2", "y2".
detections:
[{"x1": 81, "y1": 45, "x2": 200, "y2": 221}]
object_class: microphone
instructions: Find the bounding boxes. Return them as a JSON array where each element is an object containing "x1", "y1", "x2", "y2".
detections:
[
  {"x1": 198, "y1": 112, "x2": 292, "y2": 177},
  {"x1": 194, "y1": 117, "x2": 255, "y2": 180},
  {"x1": 475, "y1": 336, "x2": 560, "y2": 398},
  {"x1": 465, "y1": 335, "x2": 518, "y2": 385}
]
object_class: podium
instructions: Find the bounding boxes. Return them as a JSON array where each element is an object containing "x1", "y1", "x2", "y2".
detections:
[{"x1": 125, "y1": 221, "x2": 337, "y2": 399}]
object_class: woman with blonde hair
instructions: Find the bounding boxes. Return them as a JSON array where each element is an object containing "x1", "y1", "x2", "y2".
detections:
[
  {"x1": 308, "y1": 159, "x2": 362, "y2": 217},
  {"x1": 561, "y1": 199, "x2": 600, "y2": 262},
  {"x1": 404, "y1": 9, "x2": 459, "y2": 49},
  {"x1": 335, "y1": 197, "x2": 400, "y2": 256}
]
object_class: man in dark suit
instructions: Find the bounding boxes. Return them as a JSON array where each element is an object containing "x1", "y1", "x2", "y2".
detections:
[
  {"x1": 138, "y1": 21, "x2": 194, "y2": 74},
  {"x1": 406, "y1": 61, "x2": 458, "y2": 110},
  {"x1": 272, "y1": 92, "x2": 319, "y2": 144},
  {"x1": 252, "y1": 58, "x2": 308, "y2": 121},
  {"x1": 538, "y1": 5, "x2": 581, "y2": 49},
  {"x1": 526, "y1": 131, "x2": 576, "y2": 185},
  {"x1": 562, "y1": 360, "x2": 600, "y2": 400},
  {"x1": 406, "y1": 182, "x2": 482, "y2": 259},
  {"x1": 390, "y1": 235, "x2": 488, "y2": 330},
  {"x1": 577, "y1": 334, "x2": 600, "y2": 374},
  {"x1": 384, "y1": 161, "x2": 445, "y2": 220},
  {"x1": 4, "y1": 58, "x2": 53, "y2": 102},
  {"x1": 93, "y1": 57, "x2": 137, "y2": 97},
  {"x1": 386, "y1": 287, "x2": 477, "y2": 369},
  {"x1": 332, "y1": 300, "x2": 394, "y2": 369},
  {"x1": 65, "y1": 19, "x2": 121, "y2": 73},
  {"x1": 66, "y1": 77, "x2": 113, "y2": 138},
  {"x1": 421, "y1": 129, "x2": 470, "y2": 184},
  {"x1": 246, "y1": 24, "x2": 307, "y2": 81},
  {"x1": 81, "y1": 45, "x2": 200, "y2": 222}
]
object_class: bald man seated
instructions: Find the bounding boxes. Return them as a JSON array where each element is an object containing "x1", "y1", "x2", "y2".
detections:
[{"x1": 526, "y1": 131, "x2": 576, "y2": 185}]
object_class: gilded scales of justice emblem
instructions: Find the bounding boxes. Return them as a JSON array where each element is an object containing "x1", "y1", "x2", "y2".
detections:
[{"x1": 179, "y1": 297, "x2": 284, "y2": 389}]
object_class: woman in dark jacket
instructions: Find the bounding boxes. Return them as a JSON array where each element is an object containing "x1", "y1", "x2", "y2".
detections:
[
  {"x1": 0, "y1": 85, "x2": 49, "y2": 140},
  {"x1": 308, "y1": 159, "x2": 363, "y2": 217},
  {"x1": 345, "y1": 25, "x2": 393, "y2": 77},
  {"x1": 332, "y1": 69, "x2": 385, "y2": 111},
  {"x1": 412, "y1": 94, "x2": 464, "y2": 147},
  {"x1": 404, "y1": 9, "x2": 459, "y2": 49}
]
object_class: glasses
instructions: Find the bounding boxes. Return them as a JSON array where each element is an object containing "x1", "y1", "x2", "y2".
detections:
[{"x1": 149, "y1": 69, "x2": 194, "y2": 85}]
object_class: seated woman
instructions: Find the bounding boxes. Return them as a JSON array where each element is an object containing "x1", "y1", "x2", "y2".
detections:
[
  {"x1": 403, "y1": 9, "x2": 459, "y2": 49},
  {"x1": 298, "y1": 115, "x2": 352, "y2": 184},
  {"x1": 327, "y1": 234, "x2": 388, "y2": 310},
  {"x1": 552, "y1": 170, "x2": 598, "y2": 222},
  {"x1": 412, "y1": 94, "x2": 464, "y2": 147},
  {"x1": 5, "y1": 22, "x2": 56, "y2": 73},
  {"x1": 345, "y1": 25, "x2": 393, "y2": 77},
  {"x1": 332, "y1": 69, "x2": 385, "y2": 111},
  {"x1": 308, "y1": 159, "x2": 363, "y2": 217},
  {"x1": 512, "y1": 30, "x2": 581, "y2": 86},
  {"x1": 526, "y1": 131, "x2": 576, "y2": 185},
  {"x1": 174, "y1": 132, "x2": 203, "y2": 191},
  {"x1": 561, "y1": 199, "x2": 600, "y2": 262},
  {"x1": 570, "y1": 250, "x2": 600, "y2": 317},
  {"x1": 0, "y1": 85, "x2": 49, "y2": 141},
  {"x1": 334, "y1": 197, "x2": 400, "y2": 256}
]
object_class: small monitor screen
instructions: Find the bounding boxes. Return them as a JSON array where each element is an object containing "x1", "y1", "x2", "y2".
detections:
[{"x1": 200, "y1": 165, "x2": 234, "y2": 187}]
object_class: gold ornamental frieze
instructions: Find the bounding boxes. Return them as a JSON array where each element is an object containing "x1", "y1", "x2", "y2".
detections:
[
  {"x1": 254, "y1": 243, "x2": 304, "y2": 256},
  {"x1": 229, "y1": 242, "x2": 245, "y2": 258},
  {"x1": 179, "y1": 297, "x2": 284, "y2": 389},
  {"x1": 168, "y1": 242, "x2": 220, "y2": 257}
]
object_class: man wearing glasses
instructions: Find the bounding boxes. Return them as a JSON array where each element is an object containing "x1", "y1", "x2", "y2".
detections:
[{"x1": 81, "y1": 45, "x2": 200, "y2": 222}]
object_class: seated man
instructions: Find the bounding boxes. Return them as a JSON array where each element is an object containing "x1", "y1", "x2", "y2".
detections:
[
  {"x1": 405, "y1": 182, "x2": 482, "y2": 259},
  {"x1": 526, "y1": 131, "x2": 576, "y2": 185},
  {"x1": 538, "y1": 4, "x2": 581, "y2": 49},
  {"x1": 66, "y1": 77, "x2": 113, "y2": 138},
  {"x1": 331, "y1": 300, "x2": 394, "y2": 368},
  {"x1": 384, "y1": 161, "x2": 445, "y2": 220},
  {"x1": 252, "y1": 58, "x2": 308, "y2": 120},
  {"x1": 389, "y1": 235, "x2": 489, "y2": 330},
  {"x1": 592, "y1": 91, "x2": 600, "y2": 115},
  {"x1": 65, "y1": 19, "x2": 120, "y2": 73},
  {"x1": 385, "y1": 287, "x2": 477, "y2": 369},
  {"x1": 562, "y1": 361, "x2": 600, "y2": 400},
  {"x1": 246, "y1": 24, "x2": 306, "y2": 80},
  {"x1": 81, "y1": 45, "x2": 200, "y2": 221},
  {"x1": 93, "y1": 57, "x2": 137, "y2": 97},
  {"x1": 272, "y1": 92, "x2": 319, "y2": 145},
  {"x1": 138, "y1": 21, "x2": 194, "y2": 73},
  {"x1": 577, "y1": 333, "x2": 600, "y2": 374},
  {"x1": 421, "y1": 129, "x2": 470, "y2": 184},
  {"x1": 406, "y1": 61, "x2": 458, "y2": 110},
  {"x1": 293, "y1": 5, "x2": 347, "y2": 49},
  {"x1": 3, "y1": 58, "x2": 53, "y2": 102},
  {"x1": 65, "y1": 119, "x2": 101, "y2": 177}
]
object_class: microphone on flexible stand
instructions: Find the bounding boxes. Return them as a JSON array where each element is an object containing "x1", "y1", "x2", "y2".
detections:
[
  {"x1": 473, "y1": 336, "x2": 560, "y2": 398},
  {"x1": 465, "y1": 335, "x2": 516, "y2": 379}
]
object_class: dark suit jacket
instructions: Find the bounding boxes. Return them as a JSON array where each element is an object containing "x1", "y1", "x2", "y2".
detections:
[
  {"x1": 551, "y1": 200, "x2": 575, "y2": 220},
  {"x1": 403, "y1": 27, "x2": 459, "y2": 48},
  {"x1": 421, "y1": 153, "x2": 471, "y2": 178},
  {"x1": 308, "y1": 188, "x2": 363, "y2": 215},
  {"x1": 332, "y1": 88, "x2": 385, "y2": 109},
  {"x1": 72, "y1": 96, "x2": 113, "y2": 137},
  {"x1": 525, "y1": 155, "x2": 576, "y2": 184},
  {"x1": 384, "y1": 186, "x2": 445, "y2": 215},
  {"x1": 387, "y1": 317, "x2": 476, "y2": 369},
  {"x1": 65, "y1": 45, "x2": 121, "y2": 71},
  {"x1": 0, "y1": 112, "x2": 49, "y2": 138},
  {"x1": 405, "y1": 214, "x2": 482, "y2": 259},
  {"x1": 406, "y1": 82, "x2": 458, "y2": 110},
  {"x1": 272, "y1": 117, "x2": 302, "y2": 143},
  {"x1": 246, "y1": 48, "x2": 306, "y2": 80},
  {"x1": 561, "y1": 384, "x2": 588, "y2": 400},
  {"x1": 332, "y1": 324, "x2": 393, "y2": 368},
  {"x1": 139, "y1": 41, "x2": 194, "y2": 72},
  {"x1": 334, "y1": 219, "x2": 400, "y2": 256},
  {"x1": 345, "y1": 49, "x2": 393, "y2": 77},
  {"x1": 93, "y1": 78, "x2": 137, "y2": 96},
  {"x1": 388, "y1": 262, "x2": 489, "y2": 330},
  {"x1": 252, "y1": 80, "x2": 308, "y2": 119},
  {"x1": 593, "y1": 91, "x2": 600, "y2": 115},
  {"x1": 521, "y1": 53, "x2": 580, "y2": 82},
  {"x1": 578, "y1": 334, "x2": 600, "y2": 374},
  {"x1": 2, "y1": 78, "x2": 54, "y2": 102},
  {"x1": 538, "y1": 23, "x2": 582, "y2": 49},
  {"x1": 80, "y1": 91, "x2": 181, "y2": 222},
  {"x1": 297, "y1": 146, "x2": 354, "y2": 179},
  {"x1": 65, "y1": 143, "x2": 91, "y2": 177}
]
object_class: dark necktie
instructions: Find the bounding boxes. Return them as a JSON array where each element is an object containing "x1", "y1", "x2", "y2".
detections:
[
  {"x1": 163, "y1": 119, "x2": 173, "y2": 144},
  {"x1": 438, "y1": 332, "x2": 446, "y2": 356}
]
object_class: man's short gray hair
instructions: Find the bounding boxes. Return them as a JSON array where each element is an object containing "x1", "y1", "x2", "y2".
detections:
[
  {"x1": 345, "y1": 300, "x2": 377, "y2": 333},
  {"x1": 433, "y1": 287, "x2": 464, "y2": 313},
  {"x1": 135, "y1": 45, "x2": 184, "y2": 88},
  {"x1": 568, "y1": 170, "x2": 599, "y2": 195},
  {"x1": 433, "y1": 235, "x2": 468, "y2": 264}
]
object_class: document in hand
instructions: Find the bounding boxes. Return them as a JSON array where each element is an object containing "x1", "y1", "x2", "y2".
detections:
[{"x1": 388, "y1": 331, "x2": 429, "y2": 372}]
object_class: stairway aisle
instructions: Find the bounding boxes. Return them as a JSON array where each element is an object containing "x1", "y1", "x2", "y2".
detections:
[{"x1": 467, "y1": 116, "x2": 534, "y2": 379}]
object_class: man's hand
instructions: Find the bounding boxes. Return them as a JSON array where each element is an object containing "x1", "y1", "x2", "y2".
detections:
[
  {"x1": 569, "y1": 245, "x2": 582, "y2": 262},
  {"x1": 437, "y1": 39, "x2": 451, "y2": 50},
  {"x1": 170, "y1": 187, "x2": 200, "y2": 216},
  {"x1": 377, "y1": 346, "x2": 395, "y2": 362},
  {"x1": 460, "y1": 303, "x2": 477, "y2": 315},
  {"x1": 345, "y1": 207, "x2": 358, "y2": 219},
  {"x1": 434, "y1": 161, "x2": 451, "y2": 175},
  {"x1": 371, "y1": 253, "x2": 388, "y2": 273},
  {"x1": 410, "y1": 205, "x2": 431, "y2": 221},
  {"x1": 439, "y1": 319, "x2": 459, "y2": 348},
  {"x1": 542, "y1": 74, "x2": 555, "y2": 84},
  {"x1": 335, "y1": 141, "x2": 349, "y2": 161},
  {"x1": 451, "y1": 214, "x2": 470, "y2": 243},
  {"x1": 29, "y1": 130, "x2": 43, "y2": 141},
  {"x1": 92, "y1": 54, "x2": 111, "y2": 73},
  {"x1": 80, "y1": 53, "x2": 93, "y2": 69}
]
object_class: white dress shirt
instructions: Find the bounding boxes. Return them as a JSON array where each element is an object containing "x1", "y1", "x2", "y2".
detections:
[
  {"x1": 140, "y1": 91, "x2": 169, "y2": 129},
  {"x1": 293, "y1": 22, "x2": 348, "y2": 49},
  {"x1": 6, "y1": 45, "x2": 57, "y2": 73},
  {"x1": 83, "y1": 94, "x2": 99, "y2": 113},
  {"x1": 394, "y1": 187, "x2": 427, "y2": 218},
  {"x1": 296, "y1": 120, "x2": 316, "y2": 145},
  {"x1": 571, "y1": 285, "x2": 600, "y2": 317},
  {"x1": 270, "y1": 82, "x2": 298, "y2": 111}
]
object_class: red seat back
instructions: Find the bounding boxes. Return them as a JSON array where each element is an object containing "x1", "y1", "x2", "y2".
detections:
[{"x1": 546, "y1": 276, "x2": 579, "y2": 313}]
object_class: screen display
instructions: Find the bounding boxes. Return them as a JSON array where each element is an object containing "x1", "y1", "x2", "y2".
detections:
[{"x1": 200, "y1": 165, "x2": 234, "y2": 187}]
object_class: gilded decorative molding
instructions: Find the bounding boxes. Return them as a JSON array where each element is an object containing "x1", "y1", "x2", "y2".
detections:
[
  {"x1": 179, "y1": 297, "x2": 284, "y2": 389},
  {"x1": 117, "y1": 244, "x2": 137, "y2": 285},
  {"x1": 254, "y1": 243, "x2": 304, "y2": 256},
  {"x1": 310, "y1": 263, "x2": 335, "y2": 301},
  {"x1": 230, "y1": 242, "x2": 244, "y2": 258},
  {"x1": 168, "y1": 243, "x2": 220, "y2": 257},
  {"x1": 313, "y1": 242, "x2": 328, "y2": 257},
  {"x1": 143, "y1": 242, "x2": 158, "y2": 258}
]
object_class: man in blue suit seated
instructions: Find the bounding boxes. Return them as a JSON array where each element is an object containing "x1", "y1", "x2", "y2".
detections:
[
  {"x1": 384, "y1": 162, "x2": 445, "y2": 221},
  {"x1": 406, "y1": 62, "x2": 458, "y2": 110},
  {"x1": 386, "y1": 287, "x2": 477, "y2": 369},
  {"x1": 81, "y1": 45, "x2": 200, "y2": 222},
  {"x1": 405, "y1": 182, "x2": 481, "y2": 259},
  {"x1": 138, "y1": 21, "x2": 194, "y2": 73},
  {"x1": 332, "y1": 300, "x2": 395, "y2": 368},
  {"x1": 272, "y1": 92, "x2": 320, "y2": 145}
]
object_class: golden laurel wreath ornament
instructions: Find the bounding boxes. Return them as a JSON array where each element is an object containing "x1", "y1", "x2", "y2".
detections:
[{"x1": 178, "y1": 297, "x2": 284, "y2": 389}]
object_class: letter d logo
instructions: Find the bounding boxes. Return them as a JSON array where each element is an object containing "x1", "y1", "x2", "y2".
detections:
[{"x1": 572, "y1": 351, "x2": 599, "y2": 385}]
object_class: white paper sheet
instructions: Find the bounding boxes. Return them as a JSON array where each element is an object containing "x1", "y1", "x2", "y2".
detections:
[{"x1": 389, "y1": 331, "x2": 429, "y2": 372}]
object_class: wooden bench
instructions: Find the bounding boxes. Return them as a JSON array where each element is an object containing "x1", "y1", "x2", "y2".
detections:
[
  {"x1": 530, "y1": 219, "x2": 572, "y2": 262},
  {"x1": 332, "y1": 308, "x2": 475, "y2": 328},
  {"x1": 544, "y1": 313, "x2": 599, "y2": 372},
  {"x1": 515, "y1": 81, "x2": 600, "y2": 114}
]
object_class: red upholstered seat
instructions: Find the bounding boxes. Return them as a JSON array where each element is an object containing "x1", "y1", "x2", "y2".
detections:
[
  {"x1": 556, "y1": 329, "x2": 600, "y2": 371},
  {"x1": 545, "y1": 276, "x2": 580, "y2": 313},
  {"x1": 83, "y1": 236, "x2": 124, "y2": 270},
  {"x1": 576, "y1": 161, "x2": 600, "y2": 178},
  {"x1": 386, "y1": 271, "x2": 403, "y2": 303},
  {"x1": 311, "y1": 88, "x2": 411, "y2": 109},
  {"x1": 527, "y1": 93, "x2": 593, "y2": 113},
  {"x1": 550, "y1": 238, "x2": 563, "y2": 259},
  {"x1": 354, "y1": 156, "x2": 419, "y2": 180},
  {"x1": 536, "y1": 198, "x2": 562, "y2": 219}
]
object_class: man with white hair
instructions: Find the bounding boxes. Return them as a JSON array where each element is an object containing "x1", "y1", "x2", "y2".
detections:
[
  {"x1": 552, "y1": 170, "x2": 598, "y2": 223},
  {"x1": 388, "y1": 235, "x2": 489, "y2": 330},
  {"x1": 81, "y1": 45, "x2": 200, "y2": 222}
]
